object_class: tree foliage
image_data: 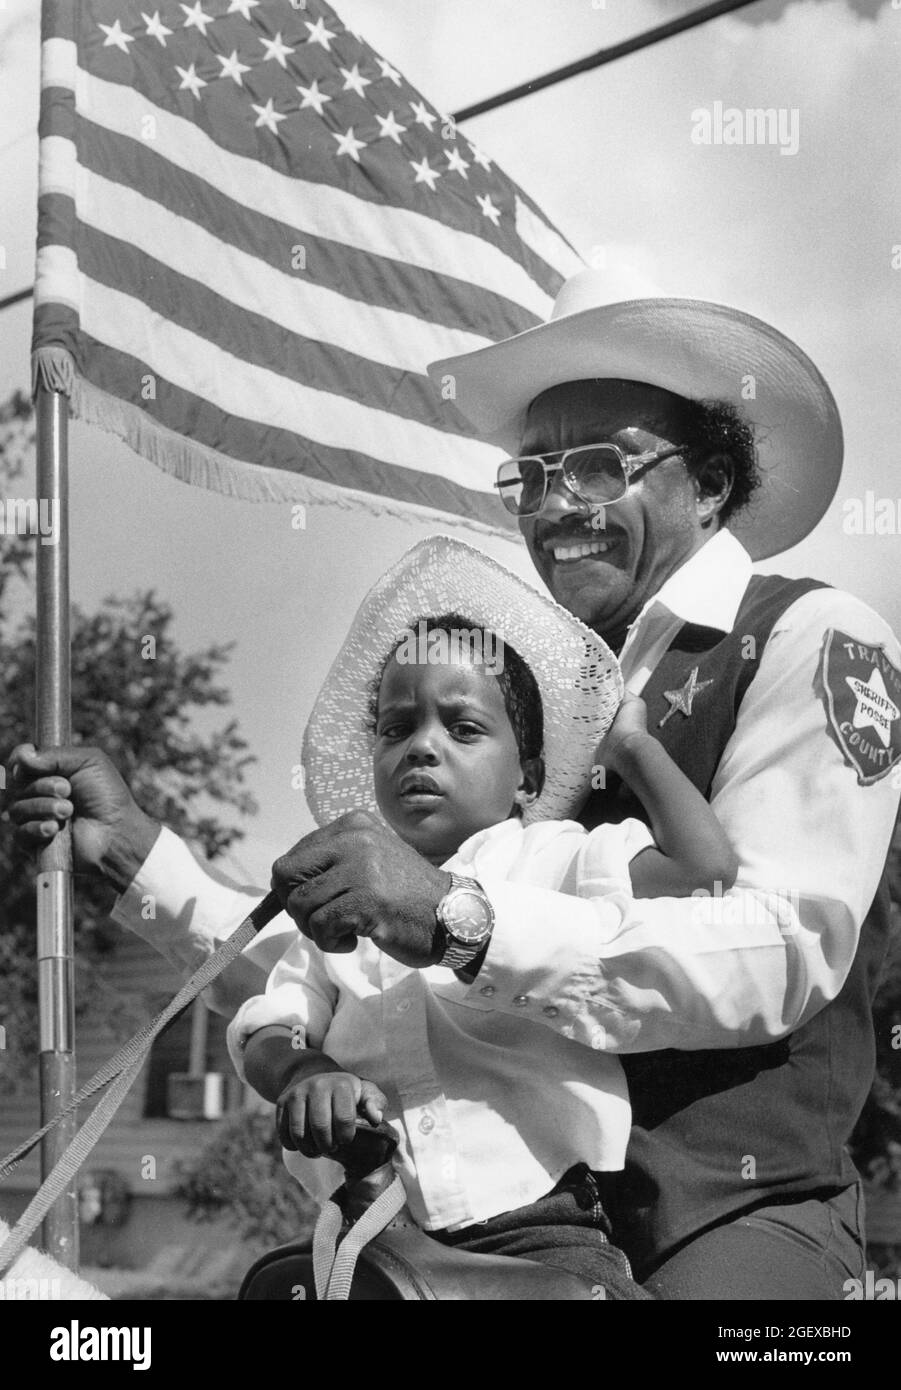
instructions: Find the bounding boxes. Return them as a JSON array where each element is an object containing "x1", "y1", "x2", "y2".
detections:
[
  {"x1": 0, "y1": 392, "x2": 258, "y2": 1077},
  {"x1": 172, "y1": 1109, "x2": 316, "y2": 1249}
]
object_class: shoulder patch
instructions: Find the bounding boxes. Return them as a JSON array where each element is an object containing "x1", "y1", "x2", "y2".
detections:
[{"x1": 818, "y1": 629, "x2": 901, "y2": 785}]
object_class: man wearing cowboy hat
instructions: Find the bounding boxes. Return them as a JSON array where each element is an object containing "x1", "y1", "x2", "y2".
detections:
[{"x1": 8, "y1": 272, "x2": 901, "y2": 1299}]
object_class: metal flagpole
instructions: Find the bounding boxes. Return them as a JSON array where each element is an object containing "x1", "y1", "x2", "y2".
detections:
[{"x1": 34, "y1": 380, "x2": 78, "y2": 1268}]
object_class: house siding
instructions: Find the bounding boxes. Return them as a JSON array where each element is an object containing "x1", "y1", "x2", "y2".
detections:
[{"x1": 0, "y1": 932, "x2": 245, "y2": 1197}]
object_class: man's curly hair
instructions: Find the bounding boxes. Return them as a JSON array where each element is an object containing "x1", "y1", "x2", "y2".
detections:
[{"x1": 677, "y1": 397, "x2": 761, "y2": 526}]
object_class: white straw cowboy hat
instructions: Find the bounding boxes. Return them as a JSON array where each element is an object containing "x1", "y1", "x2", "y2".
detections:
[
  {"x1": 428, "y1": 268, "x2": 843, "y2": 561},
  {"x1": 302, "y1": 535, "x2": 622, "y2": 830}
]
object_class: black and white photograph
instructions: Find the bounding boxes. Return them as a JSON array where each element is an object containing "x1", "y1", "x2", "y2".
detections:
[{"x1": 0, "y1": 0, "x2": 899, "y2": 1347}]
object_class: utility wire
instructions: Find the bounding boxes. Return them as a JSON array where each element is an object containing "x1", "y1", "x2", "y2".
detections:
[
  {"x1": 0, "y1": 285, "x2": 34, "y2": 314},
  {"x1": 0, "y1": 0, "x2": 764, "y2": 317},
  {"x1": 453, "y1": 0, "x2": 763, "y2": 122}
]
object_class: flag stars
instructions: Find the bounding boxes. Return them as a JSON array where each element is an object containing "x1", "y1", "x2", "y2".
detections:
[
  {"x1": 141, "y1": 11, "x2": 173, "y2": 46},
  {"x1": 227, "y1": 0, "x2": 260, "y2": 18},
  {"x1": 410, "y1": 156, "x2": 441, "y2": 190},
  {"x1": 260, "y1": 32, "x2": 295, "y2": 69},
  {"x1": 445, "y1": 147, "x2": 470, "y2": 179},
  {"x1": 410, "y1": 100, "x2": 437, "y2": 131},
  {"x1": 297, "y1": 79, "x2": 331, "y2": 115},
  {"x1": 98, "y1": 19, "x2": 135, "y2": 53},
  {"x1": 340, "y1": 64, "x2": 371, "y2": 99},
  {"x1": 217, "y1": 50, "x2": 251, "y2": 85},
  {"x1": 252, "y1": 99, "x2": 287, "y2": 134},
  {"x1": 175, "y1": 62, "x2": 207, "y2": 99},
  {"x1": 180, "y1": 3, "x2": 214, "y2": 37},
  {"x1": 375, "y1": 110, "x2": 407, "y2": 145},
  {"x1": 305, "y1": 16, "x2": 338, "y2": 50},
  {"x1": 376, "y1": 58, "x2": 402, "y2": 86},
  {"x1": 333, "y1": 127, "x2": 367, "y2": 162},
  {"x1": 477, "y1": 193, "x2": 501, "y2": 225},
  {"x1": 469, "y1": 143, "x2": 492, "y2": 171}
]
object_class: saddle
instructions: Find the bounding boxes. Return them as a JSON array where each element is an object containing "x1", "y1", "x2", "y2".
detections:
[{"x1": 238, "y1": 1124, "x2": 599, "y2": 1301}]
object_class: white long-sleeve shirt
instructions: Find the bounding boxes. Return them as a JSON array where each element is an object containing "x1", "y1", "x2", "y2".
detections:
[
  {"x1": 224, "y1": 817, "x2": 652, "y2": 1230},
  {"x1": 110, "y1": 529, "x2": 901, "y2": 1056}
]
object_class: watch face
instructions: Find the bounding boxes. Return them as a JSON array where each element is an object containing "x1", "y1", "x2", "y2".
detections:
[{"x1": 444, "y1": 889, "x2": 493, "y2": 944}]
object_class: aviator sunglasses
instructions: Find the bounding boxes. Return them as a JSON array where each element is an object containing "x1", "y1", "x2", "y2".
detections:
[{"x1": 495, "y1": 441, "x2": 687, "y2": 517}]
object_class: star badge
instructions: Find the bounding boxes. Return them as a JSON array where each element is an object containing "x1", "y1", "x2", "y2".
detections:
[
  {"x1": 845, "y1": 668, "x2": 900, "y2": 749},
  {"x1": 819, "y1": 629, "x2": 901, "y2": 785},
  {"x1": 659, "y1": 666, "x2": 714, "y2": 727}
]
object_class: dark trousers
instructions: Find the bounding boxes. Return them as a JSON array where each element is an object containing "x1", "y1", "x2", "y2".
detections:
[
  {"x1": 429, "y1": 1164, "x2": 654, "y2": 1300},
  {"x1": 642, "y1": 1183, "x2": 866, "y2": 1300}
]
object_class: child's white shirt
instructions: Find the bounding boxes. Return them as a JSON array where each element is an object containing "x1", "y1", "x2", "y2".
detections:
[{"x1": 227, "y1": 815, "x2": 654, "y2": 1231}]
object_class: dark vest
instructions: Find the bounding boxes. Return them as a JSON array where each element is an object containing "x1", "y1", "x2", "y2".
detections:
[{"x1": 580, "y1": 573, "x2": 894, "y2": 1278}]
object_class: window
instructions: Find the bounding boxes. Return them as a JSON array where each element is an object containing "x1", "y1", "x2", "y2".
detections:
[{"x1": 143, "y1": 1000, "x2": 245, "y2": 1119}]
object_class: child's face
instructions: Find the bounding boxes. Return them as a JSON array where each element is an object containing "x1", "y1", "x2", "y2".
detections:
[{"x1": 372, "y1": 648, "x2": 531, "y2": 864}]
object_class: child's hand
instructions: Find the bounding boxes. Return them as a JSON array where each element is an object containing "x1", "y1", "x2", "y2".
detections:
[
  {"x1": 596, "y1": 692, "x2": 650, "y2": 776},
  {"x1": 277, "y1": 1070, "x2": 388, "y2": 1157}
]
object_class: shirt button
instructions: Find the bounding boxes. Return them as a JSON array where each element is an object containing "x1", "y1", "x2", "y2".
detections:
[
  {"x1": 542, "y1": 1005, "x2": 559, "y2": 1018},
  {"x1": 396, "y1": 1000, "x2": 411, "y2": 1014},
  {"x1": 418, "y1": 1113, "x2": 435, "y2": 1135},
  {"x1": 479, "y1": 984, "x2": 496, "y2": 997},
  {"x1": 512, "y1": 994, "x2": 530, "y2": 1007}
]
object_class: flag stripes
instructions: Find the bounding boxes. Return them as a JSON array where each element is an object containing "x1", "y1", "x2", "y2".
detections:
[
  {"x1": 50, "y1": 62, "x2": 562, "y2": 321},
  {"x1": 79, "y1": 179, "x2": 491, "y2": 379},
  {"x1": 67, "y1": 336, "x2": 510, "y2": 527},
  {"x1": 76, "y1": 126, "x2": 539, "y2": 344},
  {"x1": 34, "y1": 0, "x2": 582, "y2": 531},
  {"x1": 79, "y1": 227, "x2": 461, "y2": 427}
]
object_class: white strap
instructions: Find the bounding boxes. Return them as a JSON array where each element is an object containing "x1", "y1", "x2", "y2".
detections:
[
  {"x1": 310, "y1": 1175, "x2": 408, "y2": 1301},
  {"x1": 0, "y1": 891, "x2": 279, "y2": 1277},
  {"x1": 0, "y1": 1051, "x2": 147, "y2": 1277},
  {"x1": 312, "y1": 1200, "x2": 344, "y2": 1300}
]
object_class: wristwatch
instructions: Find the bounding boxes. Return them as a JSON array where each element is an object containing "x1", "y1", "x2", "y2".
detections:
[{"x1": 435, "y1": 873, "x2": 495, "y2": 970}]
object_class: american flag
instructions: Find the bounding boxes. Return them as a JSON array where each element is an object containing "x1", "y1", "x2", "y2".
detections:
[{"x1": 34, "y1": 0, "x2": 582, "y2": 532}]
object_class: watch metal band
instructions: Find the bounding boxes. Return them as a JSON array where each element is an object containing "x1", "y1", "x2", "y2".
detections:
[
  {"x1": 437, "y1": 874, "x2": 492, "y2": 969},
  {"x1": 439, "y1": 936, "x2": 483, "y2": 970}
]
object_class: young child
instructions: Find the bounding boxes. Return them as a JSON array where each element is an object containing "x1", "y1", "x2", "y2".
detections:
[{"x1": 227, "y1": 536, "x2": 737, "y2": 1298}]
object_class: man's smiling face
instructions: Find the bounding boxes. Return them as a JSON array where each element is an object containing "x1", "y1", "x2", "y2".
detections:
[{"x1": 518, "y1": 379, "x2": 715, "y2": 648}]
